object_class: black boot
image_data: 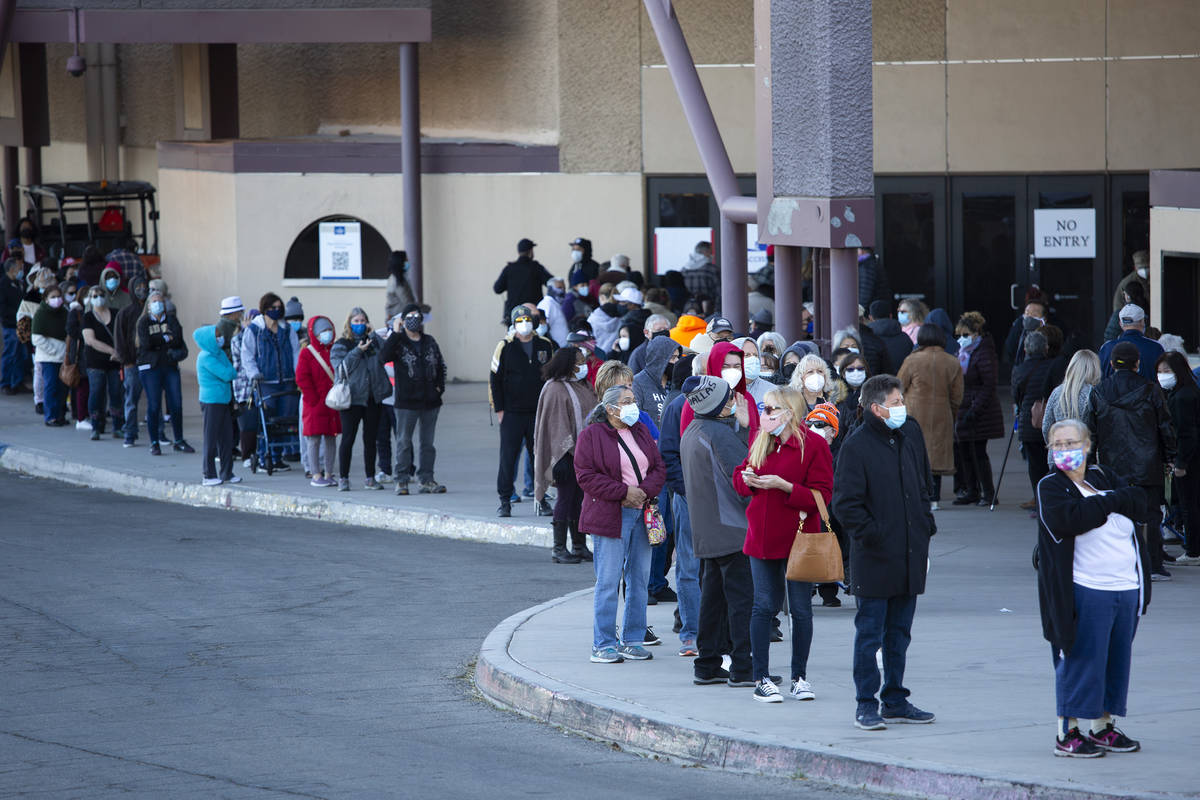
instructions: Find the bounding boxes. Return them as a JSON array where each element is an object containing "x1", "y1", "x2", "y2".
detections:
[
  {"x1": 552, "y1": 521, "x2": 581, "y2": 563},
  {"x1": 977, "y1": 457, "x2": 996, "y2": 507},
  {"x1": 568, "y1": 519, "x2": 592, "y2": 562}
]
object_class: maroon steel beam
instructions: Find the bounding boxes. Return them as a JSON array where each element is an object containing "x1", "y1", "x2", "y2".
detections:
[
  {"x1": 0, "y1": 0, "x2": 16, "y2": 70},
  {"x1": 10, "y1": 8, "x2": 432, "y2": 44},
  {"x1": 828, "y1": 247, "x2": 859, "y2": 352},
  {"x1": 3, "y1": 146, "x2": 18, "y2": 236},
  {"x1": 720, "y1": 216, "x2": 747, "y2": 331},
  {"x1": 774, "y1": 245, "x2": 803, "y2": 345},
  {"x1": 400, "y1": 42, "x2": 422, "y2": 303}
]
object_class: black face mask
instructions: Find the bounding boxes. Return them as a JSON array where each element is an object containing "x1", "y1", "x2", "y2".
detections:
[
  {"x1": 781, "y1": 362, "x2": 798, "y2": 381},
  {"x1": 19, "y1": 229, "x2": 33, "y2": 240},
  {"x1": 403, "y1": 316, "x2": 422, "y2": 332},
  {"x1": 652, "y1": 329, "x2": 671, "y2": 339}
]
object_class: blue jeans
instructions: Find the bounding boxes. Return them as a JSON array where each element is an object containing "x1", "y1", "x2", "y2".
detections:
[
  {"x1": 750, "y1": 557, "x2": 814, "y2": 681},
  {"x1": 86, "y1": 368, "x2": 123, "y2": 430},
  {"x1": 39, "y1": 361, "x2": 64, "y2": 422},
  {"x1": 1053, "y1": 584, "x2": 1139, "y2": 720},
  {"x1": 592, "y1": 507, "x2": 651, "y2": 650},
  {"x1": 122, "y1": 366, "x2": 143, "y2": 441},
  {"x1": 671, "y1": 493, "x2": 699, "y2": 643},
  {"x1": 1, "y1": 327, "x2": 25, "y2": 388},
  {"x1": 648, "y1": 488, "x2": 674, "y2": 595},
  {"x1": 853, "y1": 594, "x2": 918, "y2": 708},
  {"x1": 139, "y1": 365, "x2": 183, "y2": 444}
]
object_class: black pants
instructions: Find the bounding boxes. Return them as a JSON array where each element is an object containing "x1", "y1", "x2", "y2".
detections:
[
  {"x1": 1140, "y1": 484, "x2": 1165, "y2": 573},
  {"x1": 201, "y1": 402, "x2": 234, "y2": 481},
  {"x1": 958, "y1": 439, "x2": 994, "y2": 500},
  {"x1": 376, "y1": 404, "x2": 394, "y2": 476},
  {"x1": 338, "y1": 401, "x2": 381, "y2": 480},
  {"x1": 1024, "y1": 439, "x2": 1048, "y2": 496},
  {"x1": 497, "y1": 411, "x2": 535, "y2": 500},
  {"x1": 553, "y1": 462, "x2": 583, "y2": 523},
  {"x1": 695, "y1": 551, "x2": 753, "y2": 680},
  {"x1": 1176, "y1": 468, "x2": 1200, "y2": 557}
]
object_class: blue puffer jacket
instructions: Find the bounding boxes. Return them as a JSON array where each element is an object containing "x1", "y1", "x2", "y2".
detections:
[{"x1": 194, "y1": 324, "x2": 238, "y2": 404}]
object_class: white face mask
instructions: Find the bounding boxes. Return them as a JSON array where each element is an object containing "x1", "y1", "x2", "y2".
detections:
[
  {"x1": 1158, "y1": 372, "x2": 1177, "y2": 391},
  {"x1": 571, "y1": 250, "x2": 583, "y2": 263},
  {"x1": 536, "y1": 323, "x2": 548, "y2": 337},
  {"x1": 617, "y1": 336, "x2": 630, "y2": 351},
  {"x1": 743, "y1": 356, "x2": 761, "y2": 382},
  {"x1": 317, "y1": 330, "x2": 334, "y2": 345},
  {"x1": 803, "y1": 373, "x2": 826, "y2": 393},
  {"x1": 847, "y1": 346, "x2": 860, "y2": 354},
  {"x1": 764, "y1": 411, "x2": 789, "y2": 437},
  {"x1": 721, "y1": 367, "x2": 742, "y2": 387},
  {"x1": 618, "y1": 402, "x2": 639, "y2": 426},
  {"x1": 843, "y1": 368, "x2": 866, "y2": 387},
  {"x1": 575, "y1": 363, "x2": 588, "y2": 381},
  {"x1": 515, "y1": 321, "x2": 533, "y2": 336},
  {"x1": 957, "y1": 335, "x2": 973, "y2": 350},
  {"x1": 1137, "y1": 268, "x2": 1148, "y2": 280}
]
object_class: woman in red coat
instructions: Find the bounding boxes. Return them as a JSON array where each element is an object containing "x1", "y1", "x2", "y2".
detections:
[
  {"x1": 733, "y1": 385, "x2": 834, "y2": 704},
  {"x1": 295, "y1": 315, "x2": 341, "y2": 487}
]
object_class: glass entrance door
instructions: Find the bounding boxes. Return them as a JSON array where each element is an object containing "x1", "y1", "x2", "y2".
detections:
[{"x1": 875, "y1": 176, "x2": 948, "y2": 312}]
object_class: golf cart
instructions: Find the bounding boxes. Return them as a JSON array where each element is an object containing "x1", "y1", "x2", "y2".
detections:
[{"x1": 19, "y1": 181, "x2": 159, "y2": 259}]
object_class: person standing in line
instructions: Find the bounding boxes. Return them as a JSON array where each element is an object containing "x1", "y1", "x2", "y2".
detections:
[
  {"x1": 897, "y1": 299, "x2": 927, "y2": 345},
  {"x1": 1042, "y1": 349, "x2": 1101, "y2": 448},
  {"x1": 193, "y1": 323, "x2": 240, "y2": 486},
  {"x1": 493, "y1": 238, "x2": 552, "y2": 325},
  {"x1": 384, "y1": 250, "x2": 418, "y2": 322},
  {"x1": 680, "y1": 375, "x2": 753, "y2": 682},
  {"x1": 240, "y1": 292, "x2": 300, "y2": 471},
  {"x1": 1, "y1": 258, "x2": 28, "y2": 394},
  {"x1": 114, "y1": 277, "x2": 148, "y2": 446},
  {"x1": 1155, "y1": 352, "x2": 1200, "y2": 566},
  {"x1": 30, "y1": 284, "x2": 68, "y2": 426},
  {"x1": 1037, "y1": 419, "x2": 1149, "y2": 758},
  {"x1": 834, "y1": 374, "x2": 937, "y2": 730},
  {"x1": 898, "y1": 323, "x2": 963, "y2": 510},
  {"x1": 80, "y1": 285, "x2": 124, "y2": 439},
  {"x1": 294, "y1": 315, "x2": 341, "y2": 488},
  {"x1": 492, "y1": 305, "x2": 554, "y2": 517},
  {"x1": 1089, "y1": 342, "x2": 1177, "y2": 581},
  {"x1": 1098, "y1": 305, "x2": 1164, "y2": 382},
  {"x1": 533, "y1": 346, "x2": 595, "y2": 564},
  {"x1": 330, "y1": 307, "x2": 392, "y2": 492},
  {"x1": 135, "y1": 289, "x2": 194, "y2": 456},
  {"x1": 659, "y1": 356, "x2": 699, "y2": 654},
  {"x1": 953, "y1": 311, "x2": 1004, "y2": 506},
  {"x1": 733, "y1": 386, "x2": 833, "y2": 704}
]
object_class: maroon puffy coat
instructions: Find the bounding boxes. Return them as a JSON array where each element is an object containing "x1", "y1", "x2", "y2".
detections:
[
  {"x1": 575, "y1": 419, "x2": 666, "y2": 538},
  {"x1": 294, "y1": 316, "x2": 342, "y2": 437}
]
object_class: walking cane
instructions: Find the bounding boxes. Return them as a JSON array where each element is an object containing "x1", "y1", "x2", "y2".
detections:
[{"x1": 990, "y1": 417, "x2": 1018, "y2": 512}]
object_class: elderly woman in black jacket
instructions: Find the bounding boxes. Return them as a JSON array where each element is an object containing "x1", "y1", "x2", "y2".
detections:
[{"x1": 1036, "y1": 419, "x2": 1149, "y2": 758}]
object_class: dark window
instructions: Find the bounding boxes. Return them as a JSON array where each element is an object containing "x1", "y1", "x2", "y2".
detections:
[
  {"x1": 881, "y1": 192, "x2": 936, "y2": 305},
  {"x1": 283, "y1": 215, "x2": 392, "y2": 280}
]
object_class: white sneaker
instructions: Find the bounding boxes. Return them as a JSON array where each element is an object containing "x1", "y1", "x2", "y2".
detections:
[
  {"x1": 789, "y1": 677, "x2": 815, "y2": 700},
  {"x1": 930, "y1": 501, "x2": 939, "y2": 511},
  {"x1": 226, "y1": 475, "x2": 242, "y2": 484},
  {"x1": 202, "y1": 478, "x2": 222, "y2": 486},
  {"x1": 1174, "y1": 554, "x2": 1200, "y2": 565},
  {"x1": 75, "y1": 419, "x2": 92, "y2": 431},
  {"x1": 753, "y1": 678, "x2": 783, "y2": 703},
  {"x1": 242, "y1": 458, "x2": 253, "y2": 469},
  {"x1": 374, "y1": 471, "x2": 394, "y2": 485}
]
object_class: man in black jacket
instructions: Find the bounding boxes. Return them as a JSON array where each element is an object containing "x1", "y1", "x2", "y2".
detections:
[
  {"x1": 867, "y1": 301, "x2": 912, "y2": 374},
  {"x1": 1, "y1": 258, "x2": 27, "y2": 393},
  {"x1": 1089, "y1": 341, "x2": 1178, "y2": 580},
  {"x1": 381, "y1": 303, "x2": 448, "y2": 496},
  {"x1": 833, "y1": 374, "x2": 937, "y2": 731},
  {"x1": 493, "y1": 238, "x2": 551, "y2": 325},
  {"x1": 491, "y1": 305, "x2": 554, "y2": 517}
]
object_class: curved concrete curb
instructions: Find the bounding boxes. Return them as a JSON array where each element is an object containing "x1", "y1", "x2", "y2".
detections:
[
  {"x1": 0, "y1": 442, "x2": 547, "y2": 547},
  {"x1": 475, "y1": 591, "x2": 1167, "y2": 800}
]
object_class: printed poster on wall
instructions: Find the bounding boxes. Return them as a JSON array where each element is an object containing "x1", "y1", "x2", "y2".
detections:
[
  {"x1": 653, "y1": 227, "x2": 712, "y2": 275},
  {"x1": 746, "y1": 224, "x2": 768, "y2": 272},
  {"x1": 319, "y1": 221, "x2": 363, "y2": 279}
]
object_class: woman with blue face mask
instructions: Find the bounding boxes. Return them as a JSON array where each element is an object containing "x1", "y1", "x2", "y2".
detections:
[
  {"x1": 952, "y1": 311, "x2": 1004, "y2": 507},
  {"x1": 533, "y1": 346, "x2": 596, "y2": 563},
  {"x1": 240, "y1": 292, "x2": 300, "y2": 471},
  {"x1": 574, "y1": 384, "x2": 667, "y2": 665},
  {"x1": 329, "y1": 307, "x2": 392, "y2": 492},
  {"x1": 135, "y1": 289, "x2": 193, "y2": 456},
  {"x1": 733, "y1": 386, "x2": 834, "y2": 703}
]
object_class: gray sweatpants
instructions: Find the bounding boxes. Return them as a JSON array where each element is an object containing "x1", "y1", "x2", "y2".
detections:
[{"x1": 305, "y1": 434, "x2": 336, "y2": 478}]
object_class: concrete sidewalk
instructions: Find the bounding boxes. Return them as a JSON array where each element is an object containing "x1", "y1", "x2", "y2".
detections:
[
  {"x1": 477, "y1": 501, "x2": 1200, "y2": 800},
  {"x1": 0, "y1": 378, "x2": 556, "y2": 547}
]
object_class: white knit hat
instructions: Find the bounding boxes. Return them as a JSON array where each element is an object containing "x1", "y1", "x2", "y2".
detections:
[{"x1": 220, "y1": 295, "x2": 245, "y2": 315}]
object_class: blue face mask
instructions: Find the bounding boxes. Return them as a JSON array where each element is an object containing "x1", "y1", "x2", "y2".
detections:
[
  {"x1": 149, "y1": 300, "x2": 165, "y2": 316},
  {"x1": 897, "y1": 311, "x2": 910, "y2": 325},
  {"x1": 883, "y1": 404, "x2": 907, "y2": 430},
  {"x1": 289, "y1": 320, "x2": 303, "y2": 332},
  {"x1": 351, "y1": 323, "x2": 368, "y2": 337},
  {"x1": 805, "y1": 321, "x2": 814, "y2": 335},
  {"x1": 105, "y1": 278, "x2": 120, "y2": 291}
]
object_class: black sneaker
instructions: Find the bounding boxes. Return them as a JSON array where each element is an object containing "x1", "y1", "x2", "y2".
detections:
[
  {"x1": 727, "y1": 675, "x2": 756, "y2": 688},
  {"x1": 821, "y1": 597, "x2": 842, "y2": 608},
  {"x1": 694, "y1": 668, "x2": 730, "y2": 685},
  {"x1": 497, "y1": 501, "x2": 511, "y2": 518},
  {"x1": 150, "y1": 442, "x2": 162, "y2": 456},
  {"x1": 753, "y1": 678, "x2": 783, "y2": 703},
  {"x1": 652, "y1": 586, "x2": 678, "y2": 603},
  {"x1": 272, "y1": 460, "x2": 291, "y2": 472},
  {"x1": 643, "y1": 626, "x2": 661, "y2": 646},
  {"x1": 855, "y1": 704, "x2": 887, "y2": 730},
  {"x1": 1085, "y1": 723, "x2": 1140, "y2": 753},
  {"x1": 646, "y1": 593, "x2": 659, "y2": 606},
  {"x1": 1055, "y1": 727, "x2": 1105, "y2": 758},
  {"x1": 173, "y1": 440, "x2": 196, "y2": 454},
  {"x1": 881, "y1": 701, "x2": 935, "y2": 724},
  {"x1": 90, "y1": 428, "x2": 101, "y2": 441},
  {"x1": 770, "y1": 620, "x2": 783, "y2": 642}
]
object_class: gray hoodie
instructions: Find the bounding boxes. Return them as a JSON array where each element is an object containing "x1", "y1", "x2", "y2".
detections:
[
  {"x1": 680, "y1": 414, "x2": 750, "y2": 558},
  {"x1": 632, "y1": 335, "x2": 680, "y2": 428}
]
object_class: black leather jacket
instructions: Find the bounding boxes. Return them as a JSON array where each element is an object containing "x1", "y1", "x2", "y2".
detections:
[{"x1": 1089, "y1": 370, "x2": 1177, "y2": 486}]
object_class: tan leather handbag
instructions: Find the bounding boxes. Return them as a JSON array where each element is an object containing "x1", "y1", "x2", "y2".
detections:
[{"x1": 785, "y1": 489, "x2": 843, "y2": 583}]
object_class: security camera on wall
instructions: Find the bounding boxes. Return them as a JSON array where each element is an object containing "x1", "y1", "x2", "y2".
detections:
[{"x1": 66, "y1": 53, "x2": 87, "y2": 77}]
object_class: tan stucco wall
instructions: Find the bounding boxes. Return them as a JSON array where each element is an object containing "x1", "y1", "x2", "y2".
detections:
[
  {"x1": 638, "y1": 0, "x2": 754, "y2": 66},
  {"x1": 641, "y1": 66, "x2": 755, "y2": 174},
  {"x1": 156, "y1": 169, "x2": 644, "y2": 382},
  {"x1": 1149, "y1": 205, "x2": 1200, "y2": 328}
]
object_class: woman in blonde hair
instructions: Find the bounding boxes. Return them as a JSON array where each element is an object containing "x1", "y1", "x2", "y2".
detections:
[
  {"x1": 1042, "y1": 349, "x2": 1101, "y2": 446},
  {"x1": 733, "y1": 386, "x2": 834, "y2": 703},
  {"x1": 898, "y1": 299, "x2": 928, "y2": 344}
]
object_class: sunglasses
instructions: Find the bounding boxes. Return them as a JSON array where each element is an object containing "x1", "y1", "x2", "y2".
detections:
[{"x1": 807, "y1": 420, "x2": 831, "y2": 430}]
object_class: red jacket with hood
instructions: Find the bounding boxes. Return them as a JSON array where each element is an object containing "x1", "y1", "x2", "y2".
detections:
[
  {"x1": 294, "y1": 316, "x2": 342, "y2": 437},
  {"x1": 679, "y1": 341, "x2": 760, "y2": 438}
]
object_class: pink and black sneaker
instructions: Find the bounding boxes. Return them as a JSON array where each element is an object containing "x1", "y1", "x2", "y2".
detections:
[
  {"x1": 1054, "y1": 727, "x2": 1105, "y2": 758},
  {"x1": 1086, "y1": 723, "x2": 1140, "y2": 753}
]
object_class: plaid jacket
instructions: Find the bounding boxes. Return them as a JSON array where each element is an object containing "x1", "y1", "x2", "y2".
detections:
[{"x1": 231, "y1": 330, "x2": 254, "y2": 403}]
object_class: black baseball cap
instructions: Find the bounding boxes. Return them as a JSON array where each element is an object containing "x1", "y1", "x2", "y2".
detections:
[{"x1": 517, "y1": 238, "x2": 536, "y2": 252}]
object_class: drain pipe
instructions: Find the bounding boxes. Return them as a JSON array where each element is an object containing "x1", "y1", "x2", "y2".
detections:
[
  {"x1": 642, "y1": 0, "x2": 751, "y2": 329},
  {"x1": 399, "y1": 42, "x2": 423, "y2": 303},
  {"x1": 100, "y1": 43, "x2": 120, "y2": 181}
]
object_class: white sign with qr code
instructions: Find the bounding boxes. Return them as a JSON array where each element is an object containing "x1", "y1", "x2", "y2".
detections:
[{"x1": 318, "y1": 222, "x2": 363, "y2": 280}]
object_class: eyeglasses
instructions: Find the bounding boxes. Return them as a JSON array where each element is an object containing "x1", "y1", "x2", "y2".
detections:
[
  {"x1": 1049, "y1": 439, "x2": 1084, "y2": 450},
  {"x1": 807, "y1": 420, "x2": 830, "y2": 430}
]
